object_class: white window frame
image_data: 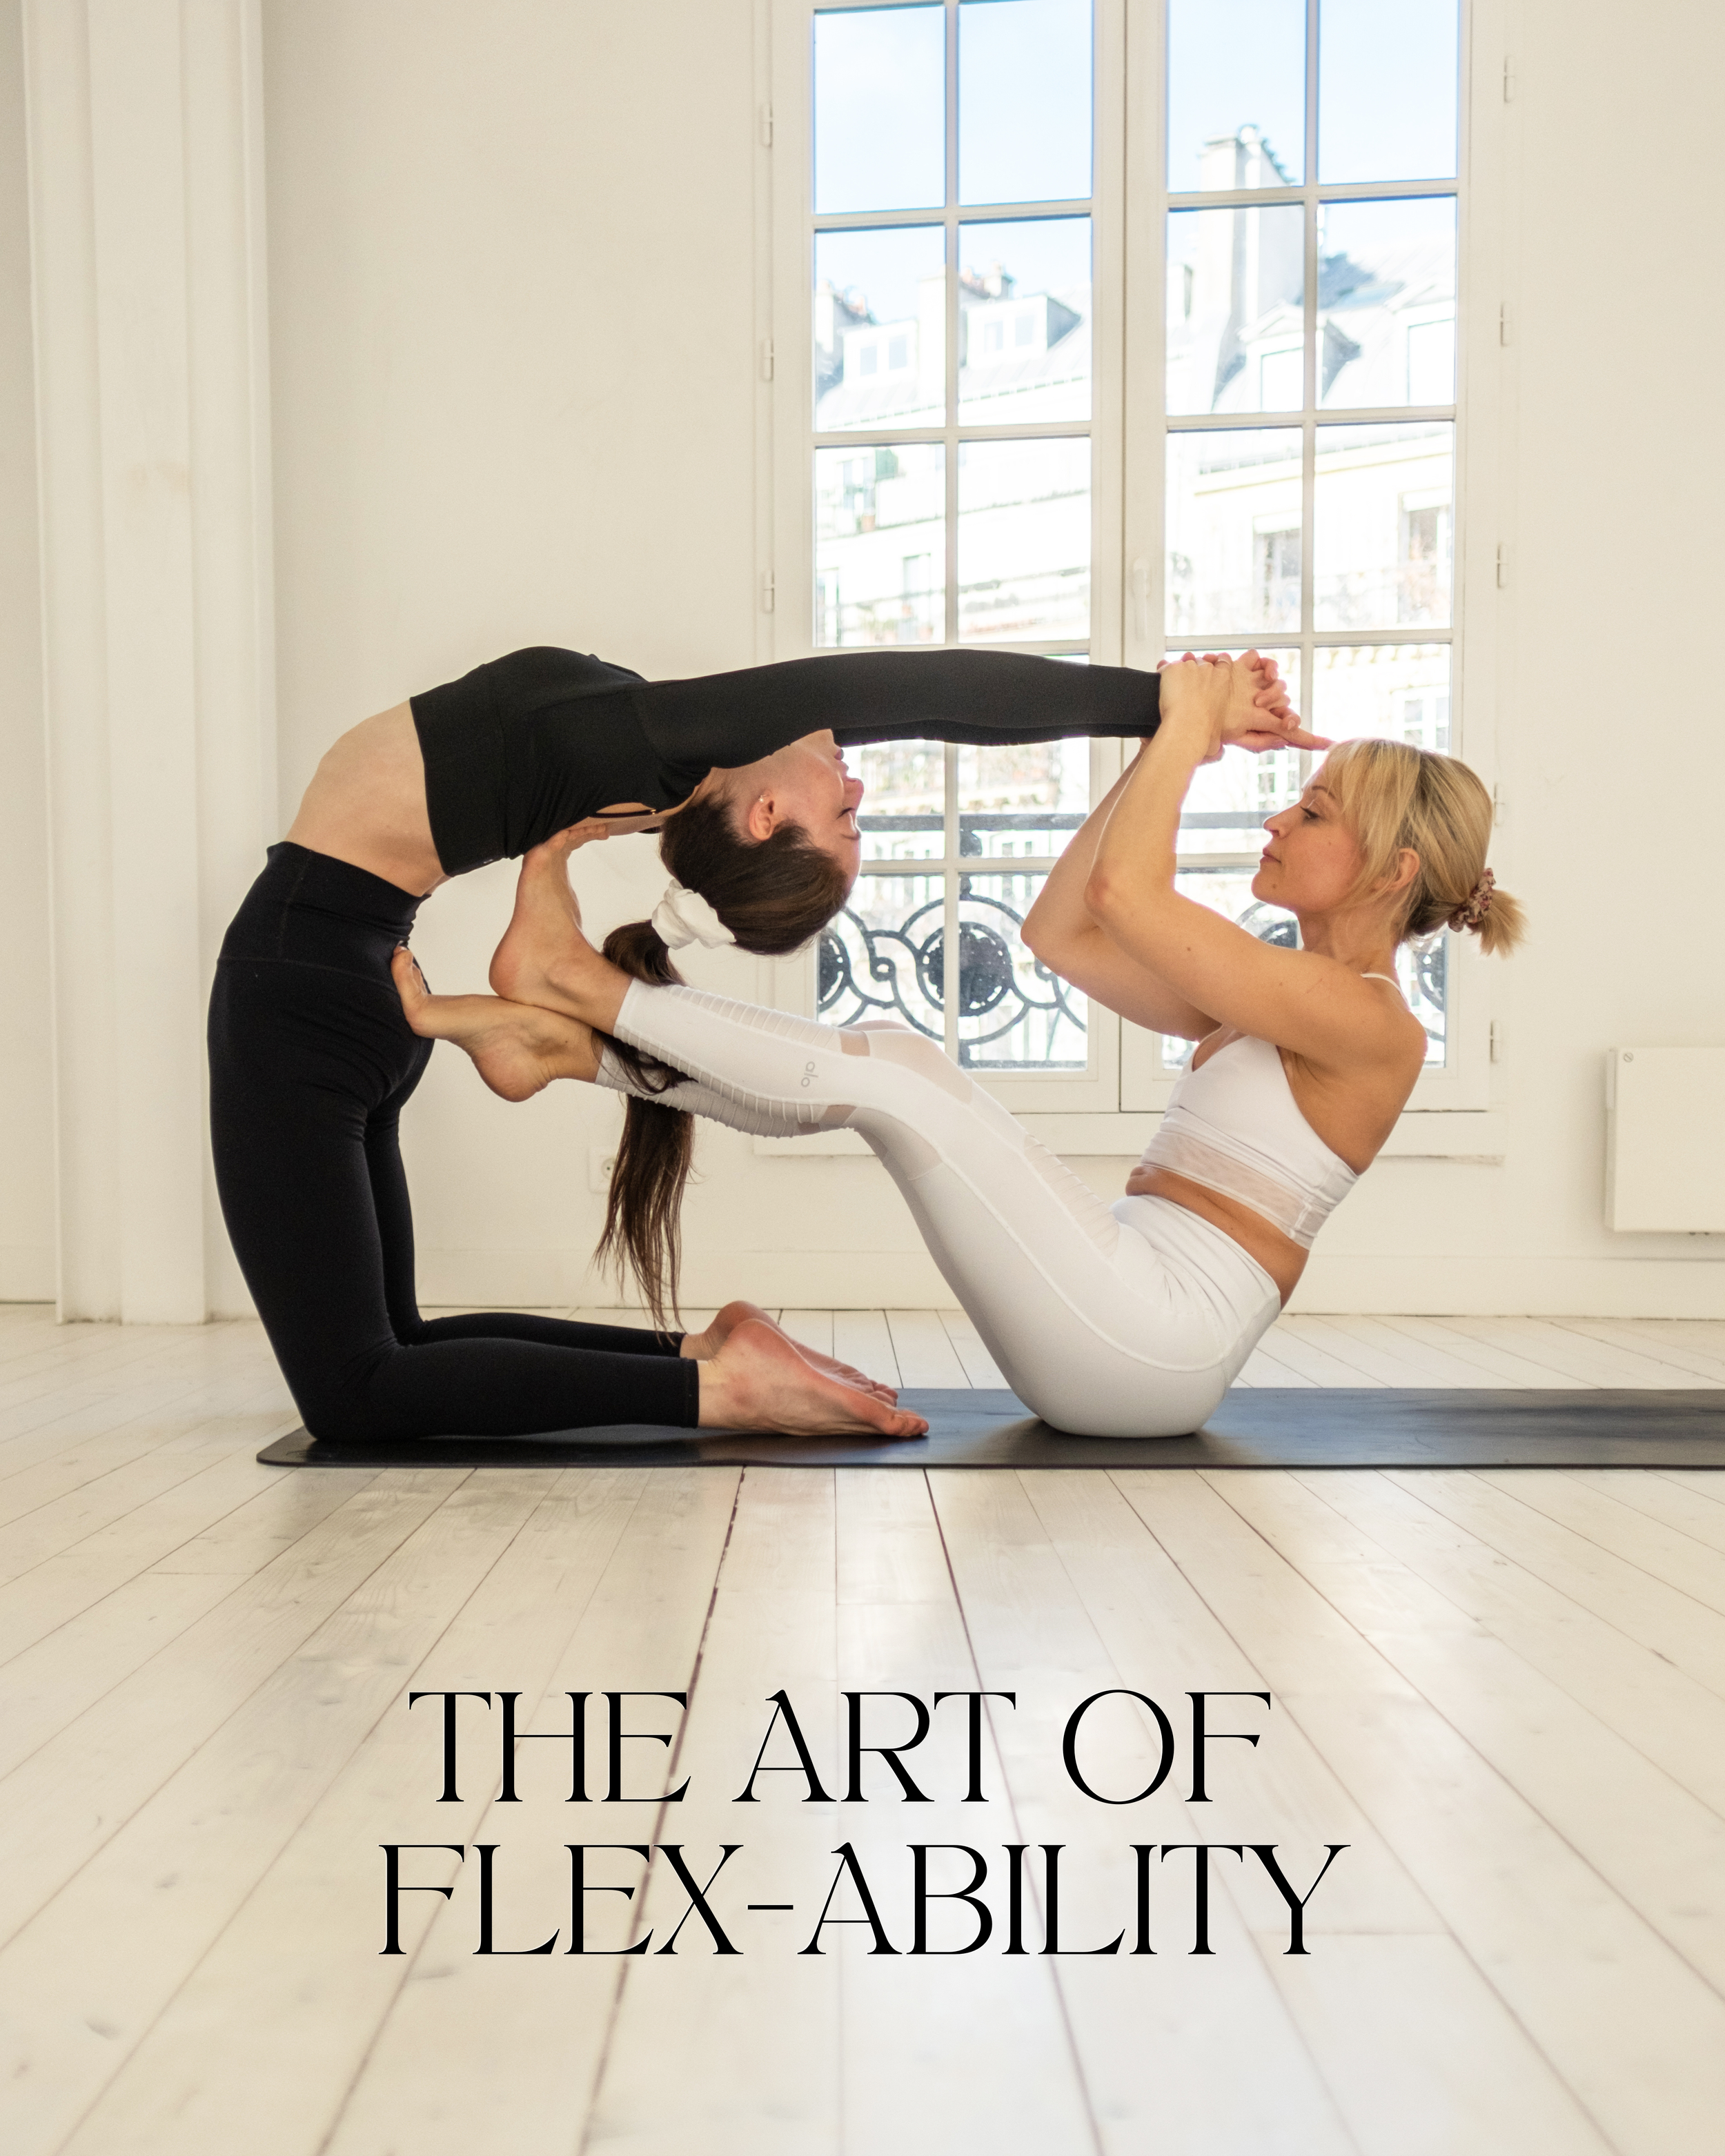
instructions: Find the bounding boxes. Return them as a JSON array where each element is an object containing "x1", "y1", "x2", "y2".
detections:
[
  {"x1": 760, "y1": 0, "x2": 1499, "y2": 1152},
  {"x1": 767, "y1": 0, "x2": 1126, "y2": 1118},
  {"x1": 1123, "y1": 0, "x2": 1492, "y2": 1116}
]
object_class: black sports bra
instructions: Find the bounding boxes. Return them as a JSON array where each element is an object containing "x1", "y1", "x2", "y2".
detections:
[{"x1": 408, "y1": 645, "x2": 1162, "y2": 875}]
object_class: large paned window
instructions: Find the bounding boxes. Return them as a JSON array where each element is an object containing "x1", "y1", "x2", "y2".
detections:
[
  {"x1": 775, "y1": 1, "x2": 1468, "y2": 1118},
  {"x1": 793, "y1": 0, "x2": 1113, "y2": 1109},
  {"x1": 1152, "y1": 0, "x2": 1461, "y2": 1081}
]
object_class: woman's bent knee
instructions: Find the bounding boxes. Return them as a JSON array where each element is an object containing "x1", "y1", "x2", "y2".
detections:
[
  {"x1": 857, "y1": 1027, "x2": 974, "y2": 1102},
  {"x1": 286, "y1": 1345, "x2": 405, "y2": 1442}
]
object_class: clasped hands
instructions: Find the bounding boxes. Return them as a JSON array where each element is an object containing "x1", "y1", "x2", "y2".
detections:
[{"x1": 1194, "y1": 649, "x2": 1329, "y2": 759}]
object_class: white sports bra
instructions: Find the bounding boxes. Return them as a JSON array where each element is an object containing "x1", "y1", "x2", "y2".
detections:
[{"x1": 1136, "y1": 978, "x2": 1402, "y2": 1250}]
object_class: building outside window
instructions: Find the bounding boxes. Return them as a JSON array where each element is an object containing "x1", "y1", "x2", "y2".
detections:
[
  {"x1": 1159, "y1": 0, "x2": 1460, "y2": 1074},
  {"x1": 798, "y1": 0, "x2": 1101, "y2": 1093},
  {"x1": 777, "y1": 0, "x2": 1466, "y2": 1111}
]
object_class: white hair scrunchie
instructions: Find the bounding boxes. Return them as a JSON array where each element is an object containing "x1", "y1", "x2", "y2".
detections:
[{"x1": 651, "y1": 880, "x2": 737, "y2": 951}]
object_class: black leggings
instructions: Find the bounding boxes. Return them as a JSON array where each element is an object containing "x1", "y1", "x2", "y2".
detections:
[{"x1": 208, "y1": 844, "x2": 699, "y2": 1439}]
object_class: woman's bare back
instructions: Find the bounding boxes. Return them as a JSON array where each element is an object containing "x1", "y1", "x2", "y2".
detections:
[{"x1": 284, "y1": 703, "x2": 448, "y2": 896}]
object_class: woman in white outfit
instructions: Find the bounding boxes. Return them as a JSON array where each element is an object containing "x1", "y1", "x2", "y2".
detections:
[{"x1": 393, "y1": 658, "x2": 1523, "y2": 1437}]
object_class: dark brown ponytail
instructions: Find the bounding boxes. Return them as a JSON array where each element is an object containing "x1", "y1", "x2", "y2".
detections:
[
  {"x1": 593, "y1": 922, "x2": 693, "y2": 1332},
  {"x1": 593, "y1": 793, "x2": 851, "y2": 1327}
]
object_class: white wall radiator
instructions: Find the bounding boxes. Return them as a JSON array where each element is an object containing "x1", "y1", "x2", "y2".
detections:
[{"x1": 1606, "y1": 1047, "x2": 1725, "y2": 1232}]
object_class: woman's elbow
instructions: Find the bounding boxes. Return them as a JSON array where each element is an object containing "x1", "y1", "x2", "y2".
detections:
[
  {"x1": 1021, "y1": 894, "x2": 1058, "y2": 961},
  {"x1": 1083, "y1": 867, "x2": 1127, "y2": 927}
]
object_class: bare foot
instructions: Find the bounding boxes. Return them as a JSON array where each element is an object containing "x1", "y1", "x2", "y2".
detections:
[
  {"x1": 681, "y1": 1300, "x2": 898, "y2": 1404},
  {"x1": 698, "y1": 1319, "x2": 927, "y2": 1438},
  {"x1": 778, "y1": 1336, "x2": 899, "y2": 1403},
  {"x1": 488, "y1": 835, "x2": 622, "y2": 1027},
  {"x1": 391, "y1": 947, "x2": 598, "y2": 1099}
]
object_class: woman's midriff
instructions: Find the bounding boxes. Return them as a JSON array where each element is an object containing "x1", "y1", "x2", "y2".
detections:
[
  {"x1": 1123, "y1": 1165, "x2": 1305, "y2": 1306},
  {"x1": 283, "y1": 703, "x2": 449, "y2": 898}
]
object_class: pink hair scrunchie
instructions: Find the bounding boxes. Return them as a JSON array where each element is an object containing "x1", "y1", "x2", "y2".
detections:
[{"x1": 1448, "y1": 868, "x2": 1496, "y2": 933}]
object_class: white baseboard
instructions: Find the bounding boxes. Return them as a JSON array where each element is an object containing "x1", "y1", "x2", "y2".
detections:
[{"x1": 1289, "y1": 1254, "x2": 1725, "y2": 1319}]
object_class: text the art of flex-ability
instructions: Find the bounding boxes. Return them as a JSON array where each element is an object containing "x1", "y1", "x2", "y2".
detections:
[{"x1": 380, "y1": 1688, "x2": 1348, "y2": 1960}]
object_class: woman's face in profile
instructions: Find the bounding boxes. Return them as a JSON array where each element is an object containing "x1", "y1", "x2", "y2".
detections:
[
  {"x1": 734, "y1": 730, "x2": 865, "y2": 884},
  {"x1": 1254, "y1": 771, "x2": 1364, "y2": 913}
]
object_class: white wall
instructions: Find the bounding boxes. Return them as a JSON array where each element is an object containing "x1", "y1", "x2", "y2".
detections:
[
  {"x1": 1300, "y1": 0, "x2": 1725, "y2": 1317},
  {"x1": 262, "y1": 0, "x2": 940, "y2": 1308},
  {"x1": 3, "y1": 0, "x2": 1719, "y2": 1317},
  {"x1": 0, "y1": 0, "x2": 55, "y2": 1300}
]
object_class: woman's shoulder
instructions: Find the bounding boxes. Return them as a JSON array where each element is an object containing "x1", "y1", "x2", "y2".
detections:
[
  {"x1": 1290, "y1": 949, "x2": 1428, "y2": 1040},
  {"x1": 411, "y1": 646, "x2": 648, "y2": 722},
  {"x1": 483, "y1": 647, "x2": 648, "y2": 699},
  {"x1": 1361, "y1": 976, "x2": 1432, "y2": 1073}
]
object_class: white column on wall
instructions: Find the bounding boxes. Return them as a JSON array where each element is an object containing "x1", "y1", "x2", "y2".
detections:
[{"x1": 21, "y1": 0, "x2": 274, "y2": 1323}]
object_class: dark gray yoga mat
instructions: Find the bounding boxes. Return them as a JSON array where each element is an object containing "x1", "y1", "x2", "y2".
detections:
[{"x1": 257, "y1": 1387, "x2": 1725, "y2": 1470}]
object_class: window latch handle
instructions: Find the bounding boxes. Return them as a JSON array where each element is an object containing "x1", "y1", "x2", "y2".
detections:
[{"x1": 1131, "y1": 557, "x2": 1150, "y2": 642}]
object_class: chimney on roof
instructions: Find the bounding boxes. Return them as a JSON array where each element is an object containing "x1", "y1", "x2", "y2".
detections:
[
  {"x1": 959, "y1": 262, "x2": 1016, "y2": 304},
  {"x1": 1197, "y1": 123, "x2": 1292, "y2": 192}
]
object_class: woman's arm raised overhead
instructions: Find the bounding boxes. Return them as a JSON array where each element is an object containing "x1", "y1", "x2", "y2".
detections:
[
  {"x1": 1023, "y1": 651, "x2": 1314, "y2": 1040},
  {"x1": 1023, "y1": 751, "x2": 1220, "y2": 1040},
  {"x1": 632, "y1": 643, "x2": 1323, "y2": 773},
  {"x1": 1083, "y1": 660, "x2": 1415, "y2": 1072}
]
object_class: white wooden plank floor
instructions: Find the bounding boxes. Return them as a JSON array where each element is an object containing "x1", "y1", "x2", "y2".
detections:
[{"x1": 0, "y1": 1300, "x2": 1722, "y2": 2155}]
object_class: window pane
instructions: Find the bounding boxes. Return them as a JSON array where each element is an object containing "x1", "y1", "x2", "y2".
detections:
[
  {"x1": 958, "y1": 217, "x2": 1091, "y2": 422},
  {"x1": 958, "y1": 735, "x2": 1089, "y2": 857},
  {"x1": 1176, "y1": 649, "x2": 1303, "y2": 855},
  {"x1": 958, "y1": 875, "x2": 1088, "y2": 1068},
  {"x1": 815, "y1": 443, "x2": 947, "y2": 646},
  {"x1": 1311, "y1": 649, "x2": 1456, "y2": 1060},
  {"x1": 1166, "y1": 206, "x2": 1305, "y2": 416},
  {"x1": 1317, "y1": 0, "x2": 1459, "y2": 183},
  {"x1": 819, "y1": 874, "x2": 947, "y2": 1037},
  {"x1": 1397, "y1": 937, "x2": 1447, "y2": 1064},
  {"x1": 1312, "y1": 421, "x2": 1452, "y2": 630},
  {"x1": 1167, "y1": 0, "x2": 1305, "y2": 190},
  {"x1": 856, "y1": 739, "x2": 946, "y2": 862},
  {"x1": 958, "y1": 0, "x2": 1092, "y2": 205},
  {"x1": 1318, "y1": 197, "x2": 1456, "y2": 409},
  {"x1": 814, "y1": 226, "x2": 946, "y2": 433},
  {"x1": 1308, "y1": 642, "x2": 1450, "y2": 746},
  {"x1": 957, "y1": 436, "x2": 1090, "y2": 641},
  {"x1": 1165, "y1": 427, "x2": 1303, "y2": 638},
  {"x1": 814, "y1": 5, "x2": 946, "y2": 212}
]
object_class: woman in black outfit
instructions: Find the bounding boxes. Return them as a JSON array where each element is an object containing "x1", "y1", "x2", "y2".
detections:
[{"x1": 208, "y1": 644, "x2": 1308, "y2": 1441}]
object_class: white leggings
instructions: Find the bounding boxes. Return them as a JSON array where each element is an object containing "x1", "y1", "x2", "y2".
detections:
[{"x1": 603, "y1": 982, "x2": 1282, "y2": 1438}]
